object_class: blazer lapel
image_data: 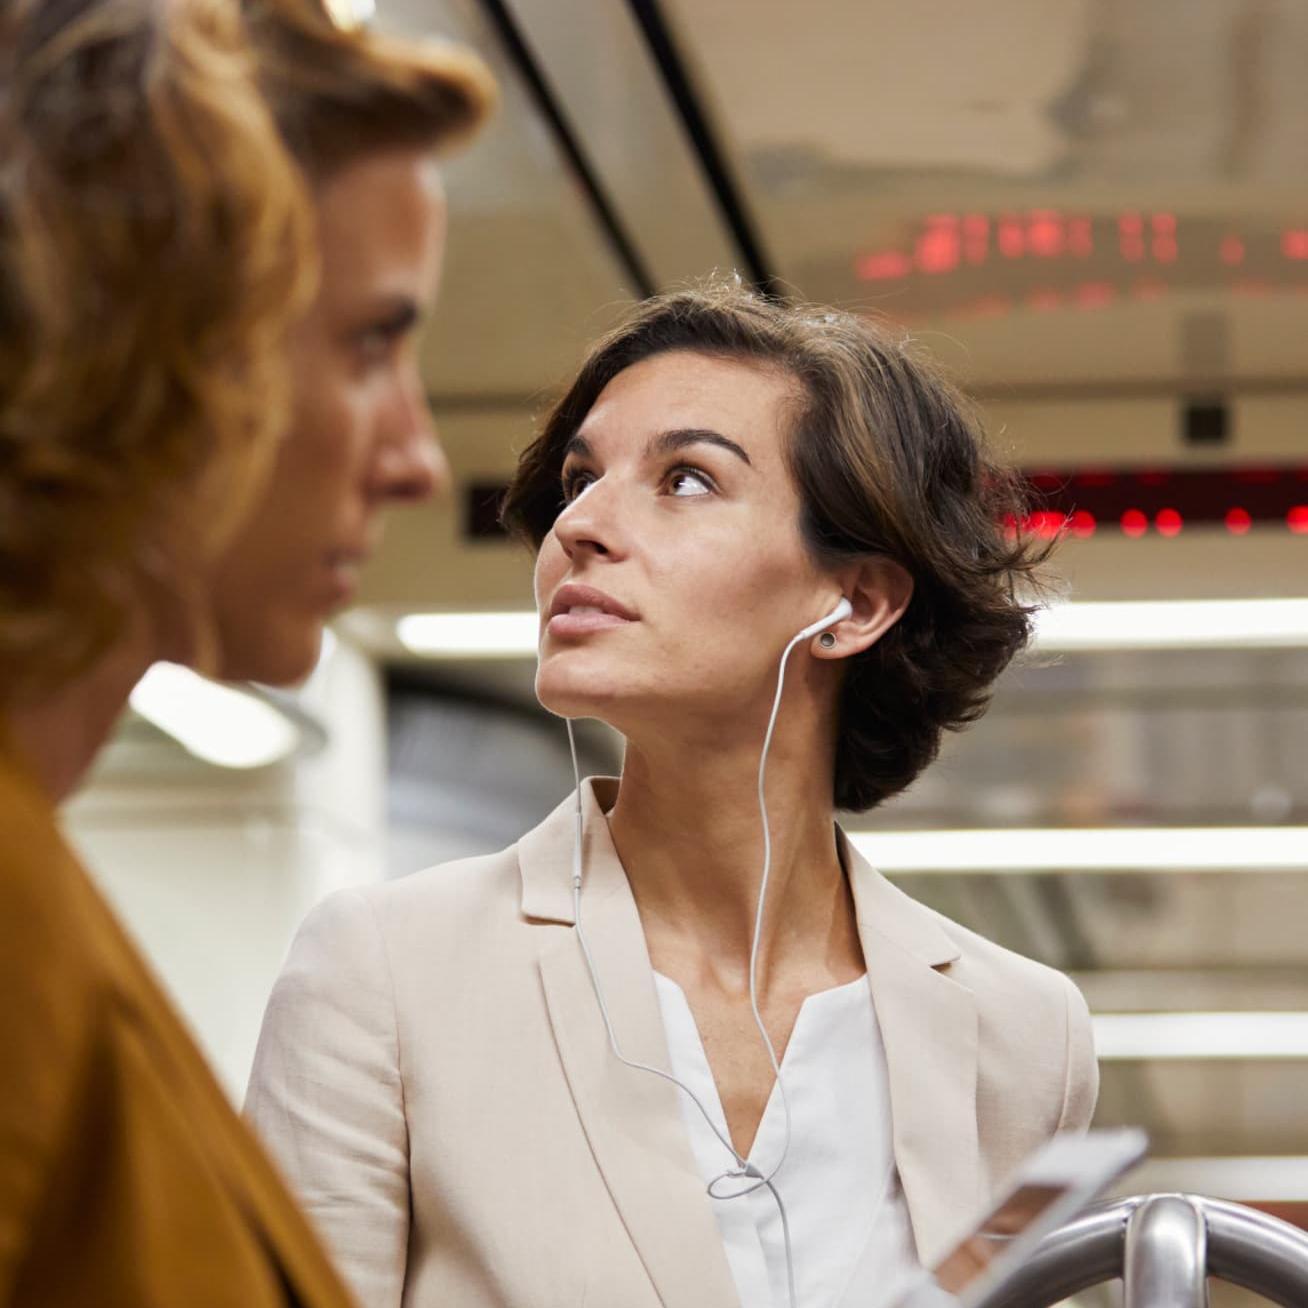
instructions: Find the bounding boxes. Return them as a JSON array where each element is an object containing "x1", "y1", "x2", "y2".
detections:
[
  {"x1": 522, "y1": 780, "x2": 740, "y2": 1308},
  {"x1": 844, "y1": 831, "x2": 981, "y2": 1269}
]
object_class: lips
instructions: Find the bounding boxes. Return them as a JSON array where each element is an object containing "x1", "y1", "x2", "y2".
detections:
[
  {"x1": 324, "y1": 546, "x2": 372, "y2": 605},
  {"x1": 546, "y1": 582, "x2": 638, "y2": 638}
]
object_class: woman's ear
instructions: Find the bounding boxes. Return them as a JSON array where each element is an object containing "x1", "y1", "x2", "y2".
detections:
[{"x1": 812, "y1": 558, "x2": 913, "y2": 659}]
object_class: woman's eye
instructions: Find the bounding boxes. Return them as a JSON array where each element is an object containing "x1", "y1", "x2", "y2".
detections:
[
  {"x1": 668, "y1": 467, "x2": 713, "y2": 497},
  {"x1": 356, "y1": 329, "x2": 396, "y2": 365},
  {"x1": 562, "y1": 469, "x2": 595, "y2": 501}
]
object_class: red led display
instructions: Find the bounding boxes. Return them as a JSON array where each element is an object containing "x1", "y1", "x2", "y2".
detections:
[
  {"x1": 1152, "y1": 236, "x2": 1179, "y2": 263},
  {"x1": 1020, "y1": 466, "x2": 1308, "y2": 537},
  {"x1": 916, "y1": 221, "x2": 961, "y2": 274},
  {"x1": 855, "y1": 250, "x2": 912, "y2": 281},
  {"x1": 997, "y1": 216, "x2": 1026, "y2": 259},
  {"x1": 1067, "y1": 217, "x2": 1094, "y2": 258},
  {"x1": 852, "y1": 212, "x2": 1308, "y2": 314},
  {"x1": 1024, "y1": 510, "x2": 1066, "y2": 539},
  {"x1": 1075, "y1": 281, "x2": 1116, "y2": 308},
  {"x1": 1220, "y1": 234, "x2": 1246, "y2": 266},
  {"x1": 1283, "y1": 231, "x2": 1308, "y2": 261},
  {"x1": 962, "y1": 212, "x2": 989, "y2": 264},
  {"x1": 1028, "y1": 211, "x2": 1064, "y2": 258},
  {"x1": 1120, "y1": 509, "x2": 1149, "y2": 538},
  {"x1": 1155, "y1": 508, "x2": 1183, "y2": 536}
]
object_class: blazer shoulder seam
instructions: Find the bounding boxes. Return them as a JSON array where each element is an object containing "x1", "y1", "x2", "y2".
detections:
[
  {"x1": 1055, "y1": 972, "x2": 1079, "y2": 1130},
  {"x1": 355, "y1": 890, "x2": 410, "y2": 1133}
]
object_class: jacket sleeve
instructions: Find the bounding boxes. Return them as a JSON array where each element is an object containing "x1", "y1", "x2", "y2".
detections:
[
  {"x1": 245, "y1": 887, "x2": 409, "y2": 1308},
  {"x1": 1055, "y1": 973, "x2": 1099, "y2": 1132},
  {"x1": 0, "y1": 838, "x2": 95, "y2": 1301}
]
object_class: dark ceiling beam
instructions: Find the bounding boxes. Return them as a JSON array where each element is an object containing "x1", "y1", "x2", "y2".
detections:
[
  {"x1": 624, "y1": 0, "x2": 783, "y2": 297},
  {"x1": 474, "y1": 0, "x2": 657, "y2": 298}
]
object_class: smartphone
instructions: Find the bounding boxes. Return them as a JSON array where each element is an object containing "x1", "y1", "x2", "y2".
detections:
[{"x1": 890, "y1": 1127, "x2": 1148, "y2": 1308}]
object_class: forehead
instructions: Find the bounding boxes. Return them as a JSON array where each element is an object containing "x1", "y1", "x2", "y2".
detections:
[
  {"x1": 313, "y1": 149, "x2": 446, "y2": 291},
  {"x1": 577, "y1": 351, "x2": 798, "y2": 457}
]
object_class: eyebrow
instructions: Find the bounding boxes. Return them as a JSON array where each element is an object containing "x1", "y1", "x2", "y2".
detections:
[{"x1": 562, "y1": 427, "x2": 753, "y2": 467}]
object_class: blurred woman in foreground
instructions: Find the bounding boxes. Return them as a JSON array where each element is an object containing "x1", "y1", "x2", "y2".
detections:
[
  {"x1": 0, "y1": 0, "x2": 493, "y2": 1297},
  {"x1": 248, "y1": 282, "x2": 1098, "y2": 1308},
  {"x1": 0, "y1": 0, "x2": 481, "y2": 1300}
]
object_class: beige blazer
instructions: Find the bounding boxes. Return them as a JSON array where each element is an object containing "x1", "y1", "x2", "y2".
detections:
[{"x1": 246, "y1": 778, "x2": 1097, "y2": 1308}]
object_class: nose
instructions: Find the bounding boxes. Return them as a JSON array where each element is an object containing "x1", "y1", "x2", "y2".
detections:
[
  {"x1": 552, "y1": 474, "x2": 624, "y2": 561},
  {"x1": 371, "y1": 380, "x2": 449, "y2": 504}
]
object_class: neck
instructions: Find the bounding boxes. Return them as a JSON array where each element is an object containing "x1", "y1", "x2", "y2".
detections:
[
  {"x1": 606, "y1": 700, "x2": 858, "y2": 990},
  {"x1": 4, "y1": 637, "x2": 155, "y2": 803}
]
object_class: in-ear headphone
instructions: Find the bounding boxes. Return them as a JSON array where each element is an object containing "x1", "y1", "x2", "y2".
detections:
[{"x1": 796, "y1": 596, "x2": 851, "y2": 644}]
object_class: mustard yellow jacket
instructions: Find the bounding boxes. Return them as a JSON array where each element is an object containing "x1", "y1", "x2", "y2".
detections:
[{"x1": 0, "y1": 744, "x2": 356, "y2": 1308}]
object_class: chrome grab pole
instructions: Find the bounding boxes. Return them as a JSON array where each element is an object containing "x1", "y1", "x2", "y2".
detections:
[
  {"x1": 1122, "y1": 1196, "x2": 1208, "y2": 1308},
  {"x1": 984, "y1": 1194, "x2": 1308, "y2": 1308},
  {"x1": 1203, "y1": 1198, "x2": 1308, "y2": 1305},
  {"x1": 981, "y1": 1201, "x2": 1134, "y2": 1307}
]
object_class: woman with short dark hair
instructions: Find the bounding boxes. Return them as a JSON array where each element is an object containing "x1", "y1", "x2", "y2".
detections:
[
  {"x1": 505, "y1": 282, "x2": 1046, "y2": 813},
  {"x1": 248, "y1": 280, "x2": 1097, "y2": 1308}
]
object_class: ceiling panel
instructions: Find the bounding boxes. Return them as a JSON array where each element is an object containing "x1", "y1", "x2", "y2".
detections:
[
  {"x1": 661, "y1": 0, "x2": 1308, "y2": 387},
  {"x1": 376, "y1": 0, "x2": 640, "y2": 399},
  {"x1": 497, "y1": 0, "x2": 741, "y2": 286}
]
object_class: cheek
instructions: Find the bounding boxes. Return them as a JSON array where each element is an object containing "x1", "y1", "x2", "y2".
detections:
[
  {"x1": 291, "y1": 326, "x2": 372, "y2": 454},
  {"x1": 293, "y1": 376, "x2": 370, "y2": 481},
  {"x1": 534, "y1": 534, "x2": 567, "y2": 608}
]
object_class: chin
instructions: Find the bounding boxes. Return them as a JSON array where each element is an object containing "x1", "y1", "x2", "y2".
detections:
[
  {"x1": 535, "y1": 662, "x2": 641, "y2": 730},
  {"x1": 217, "y1": 619, "x2": 323, "y2": 686}
]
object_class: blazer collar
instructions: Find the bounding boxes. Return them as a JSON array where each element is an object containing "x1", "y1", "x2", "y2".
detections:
[
  {"x1": 518, "y1": 775, "x2": 619, "y2": 924},
  {"x1": 522, "y1": 776, "x2": 740, "y2": 1307},
  {"x1": 844, "y1": 833, "x2": 981, "y2": 1267},
  {"x1": 519, "y1": 784, "x2": 981, "y2": 1277}
]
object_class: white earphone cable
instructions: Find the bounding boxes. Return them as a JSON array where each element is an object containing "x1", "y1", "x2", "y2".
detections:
[
  {"x1": 566, "y1": 614, "x2": 822, "y2": 1308},
  {"x1": 568, "y1": 722, "x2": 751, "y2": 1178}
]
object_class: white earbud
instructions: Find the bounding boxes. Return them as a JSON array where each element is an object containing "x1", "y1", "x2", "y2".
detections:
[{"x1": 795, "y1": 596, "x2": 852, "y2": 643}]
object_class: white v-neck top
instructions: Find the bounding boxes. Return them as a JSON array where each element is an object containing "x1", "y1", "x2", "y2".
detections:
[{"x1": 652, "y1": 972, "x2": 921, "y2": 1308}]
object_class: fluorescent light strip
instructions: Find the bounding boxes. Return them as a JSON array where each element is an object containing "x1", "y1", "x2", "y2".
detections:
[
  {"x1": 1094, "y1": 1012, "x2": 1308, "y2": 1060},
  {"x1": 1035, "y1": 597, "x2": 1308, "y2": 651},
  {"x1": 130, "y1": 663, "x2": 300, "y2": 769},
  {"x1": 397, "y1": 611, "x2": 538, "y2": 657},
  {"x1": 846, "y1": 826, "x2": 1308, "y2": 873},
  {"x1": 394, "y1": 597, "x2": 1308, "y2": 658}
]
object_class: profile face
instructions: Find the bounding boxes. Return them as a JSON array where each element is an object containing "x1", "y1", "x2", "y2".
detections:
[
  {"x1": 211, "y1": 148, "x2": 450, "y2": 684},
  {"x1": 534, "y1": 350, "x2": 835, "y2": 735}
]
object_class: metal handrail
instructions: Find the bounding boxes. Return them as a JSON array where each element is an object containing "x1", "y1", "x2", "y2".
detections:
[
  {"x1": 1123, "y1": 1195, "x2": 1207, "y2": 1307},
  {"x1": 988, "y1": 1193, "x2": 1308, "y2": 1308}
]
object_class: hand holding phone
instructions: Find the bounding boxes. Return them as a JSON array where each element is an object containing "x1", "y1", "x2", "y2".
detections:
[{"x1": 838, "y1": 1128, "x2": 1148, "y2": 1308}]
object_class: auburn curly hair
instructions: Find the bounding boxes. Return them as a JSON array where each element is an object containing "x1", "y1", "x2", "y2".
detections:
[
  {"x1": 0, "y1": 0, "x2": 316, "y2": 697},
  {"x1": 243, "y1": 0, "x2": 495, "y2": 184},
  {"x1": 502, "y1": 281, "x2": 1053, "y2": 813}
]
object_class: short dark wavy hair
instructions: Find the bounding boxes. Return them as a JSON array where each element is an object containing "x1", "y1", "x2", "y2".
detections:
[{"x1": 501, "y1": 280, "x2": 1051, "y2": 813}]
